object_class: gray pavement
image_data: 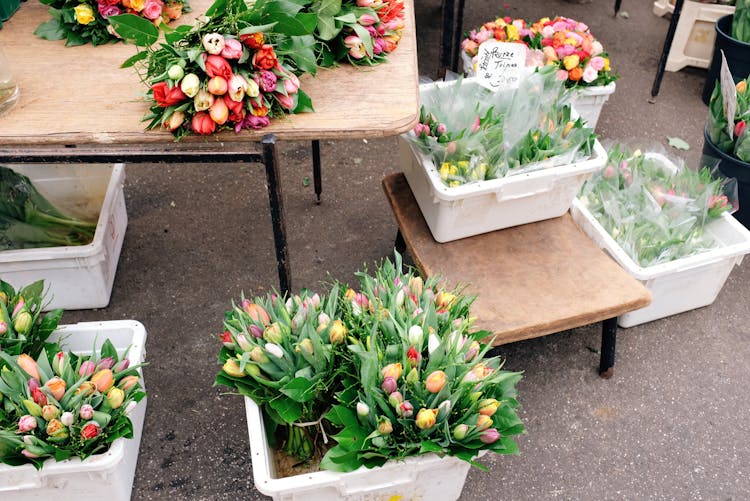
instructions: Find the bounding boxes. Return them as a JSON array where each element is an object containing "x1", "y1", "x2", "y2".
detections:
[{"x1": 62, "y1": 1, "x2": 750, "y2": 499}]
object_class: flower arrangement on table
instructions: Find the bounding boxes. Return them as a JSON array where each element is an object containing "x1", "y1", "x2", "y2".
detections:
[
  {"x1": 405, "y1": 68, "x2": 596, "y2": 187},
  {"x1": 34, "y1": 0, "x2": 189, "y2": 46},
  {"x1": 0, "y1": 280, "x2": 62, "y2": 358},
  {"x1": 215, "y1": 252, "x2": 524, "y2": 473},
  {"x1": 577, "y1": 144, "x2": 735, "y2": 267},
  {"x1": 707, "y1": 77, "x2": 750, "y2": 162}
]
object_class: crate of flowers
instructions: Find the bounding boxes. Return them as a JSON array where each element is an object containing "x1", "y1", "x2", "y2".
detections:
[
  {"x1": 216, "y1": 253, "x2": 524, "y2": 501},
  {"x1": 460, "y1": 16, "x2": 618, "y2": 129},
  {"x1": 0, "y1": 280, "x2": 147, "y2": 500},
  {"x1": 399, "y1": 67, "x2": 606, "y2": 242},
  {"x1": 0, "y1": 163, "x2": 127, "y2": 310},
  {"x1": 572, "y1": 144, "x2": 750, "y2": 327}
]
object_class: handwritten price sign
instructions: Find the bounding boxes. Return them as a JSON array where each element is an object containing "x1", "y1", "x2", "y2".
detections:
[{"x1": 476, "y1": 41, "x2": 525, "y2": 91}]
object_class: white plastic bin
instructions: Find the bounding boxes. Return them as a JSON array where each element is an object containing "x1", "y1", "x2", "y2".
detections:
[
  {"x1": 245, "y1": 398, "x2": 476, "y2": 501},
  {"x1": 565, "y1": 82, "x2": 616, "y2": 130},
  {"x1": 399, "y1": 134, "x2": 606, "y2": 242},
  {"x1": 0, "y1": 320, "x2": 148, "y2": 501},
  {"x1": 571, "y1": 199, "x2": 750, "y2": 327},
  {"x1": 0, "y1": 164, "x2": 127, "y2": 310}
]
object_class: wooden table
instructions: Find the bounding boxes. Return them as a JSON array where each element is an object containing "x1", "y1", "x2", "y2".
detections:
[
  {"x1": 0, "y1": 0, "x2": 420, "y2": 292},
  {"x1": 382, "y1": 173, "x2": 652, "y2": 377}
]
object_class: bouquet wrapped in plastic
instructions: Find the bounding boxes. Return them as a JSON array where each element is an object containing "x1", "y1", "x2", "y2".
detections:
[
  {"x1": 577, "y1": 144, "x2": 736, "y2": 267},
  {"x1": 406, "y1": 67, "x2": 596, "y2": 187},
  {"x1": 707, "y1": 77, "x2": 750, "y2": 162}
]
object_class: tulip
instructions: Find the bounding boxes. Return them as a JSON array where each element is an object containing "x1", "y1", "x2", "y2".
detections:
[
  {"x1": 476, "y1": 414, "x2": 493, "y2": 431},
  {"x1": 381, "y1": 362, "x2": 402, "y2": 381},
  {"x1": 45, "y1": 377, "x2": 66, "y2": 401},
  {"x1": 265, "y1": 343, "x2": 284, "y2": 359},
  {"x1": 377, "y1": 416, "x2": 393, "y2": 435},
  {"x1": 221, "y1": 37, "x2": 244, "y2": 59},
  {"x1": 428, "y1": 333, "x2": 440, "y2": 354},
  {"x1": 46, "y1": 418, "x2": 64, "y2": 435},
  {"x1": 81, "y1": 422, "x2": 100, "y2": 440},
  {"x1": 245, "y1": 363, "x2": 260, "y2": 377},
  {"x1": 165, "y1": 110, "x2": 186, "y2": 131},
  {"x1": 437, "y1": 400, "x2": 451, "y2": 419},
  {"x1": 406, "y1": 346, "x2": 421, "y2": 368},
  {"x1": 27, "y1": 377, "x2": 40, "y2": 393},
  {"x1": 329, "y1": 320, "x2": 347, "y2": 344},
  {"x1": 209, "y1": 98, "x2": 229, "y2": 125},
  {"x1": 236, "y1": 334, "x2": 252, "y2": 352},
  {"x1": 480, "y1": 428, "x2": 500, "y2": 444},
  {"x1": 96, "y1": 357, "x2": 115, "y2": 371},
  {"x1": 398, "y1": 400, "x2": 414, "y2": 418},
  {"x1": 79, "y1": 404, "x2": 95, "y2": 420},
  {"x1": 194, "y1": 89, "x2": 214, "y2": 112},
  {"x1": 317, "y1": 312, "x2": 330, "y2": 327},
  {"x1": 465, "y1": 341, "x2": 480, "y2": 362},
  {"x1": 356, "y1": 401, "x2": 370, "y2": 417},
  {"x1": 79, "y1": 360, "x2": 96, "y2": 377},
  {"x1": 18, "y1": 415, "x2": 36, "y2": 432},
  {"x1": 228, "y1": 75, "x2": 248, "y2": 102},
  {"x1": 344, "y1": 288, "x2": 357, "y2": 301},
  {"x1": 124, "y1": 401, "x2": 138, "y2": 416},
  {"x1": 344, "y1": 35, "x2": 366, "y2": 59},
  {"x1": 207, "y1": 76, "x2": 228, "y2": 96},
  {"x1": 249, "y1": 324, "x2": 263, "y2": 339},
  {"x1": 425, "y1": 370, "x2": 446, "y2": 393},
  {"x1": 396, "y1": 289, "x2": 405, "y2": 307},
  {"x1": 55, "y1": 412, "x2": 73, "y2": 428},
  {"x1": 735, "y1": 120, "x2": 747, "y2": 139},
  {"x1": 0, "y1": 321, "x2": 6, "y2": 335},
  {"x1": 119, "y1": 375, "x2": 140, "y2": 390},
  {"x1": 202, "y1": 33, "x2": 225, "y2": 55},
  {"x1": 246, "y1": 78, "x2": 260, "y2": 98},
  {"x1": 453, "y1": 424, "x2": 469, "y2": 440},
  {"x1": 435, "y1": 291, "x2": 455, "y2": 309},
  {"x1": 406, "y1": 367, "x2": 419, "y2": 385},
  {"x1": 112, "y1": 358, "x2": 130, "y2": 374},
  {"x1": 222, "y1": 359, "x2": 245, "y2": 378},
  {"x1": 381, "y1": 376, "x2": 397, "y2": 394},
  {"x1": 737, "y1": 80, "x2": 747, "y2": 94},
  {"x1": 13, "y1": 311, "x2": 32, "y2": 334},
  {"x1": 388, "y1": 391, "x2": 404, "y2": 408},
  {"x1": 298, "y1": 338, "x2": 314, "y2": 354},
  {"x1": 74, "y1": 382, "x2": 96, "y2": 397},
  {"x1": 0, "y1": 291, "x2": 6, "y2": 304},
  {"x1": 91, "y1": 369, "x2": 114, "y2": 393},
  {"x1": 107, "y1": 387, "x2": 125, "y2": 409},
  {"x1": 357, "y1": 0, "x2": 375, "y2": 6},
  {"x1": 358, "y1": 14, "x2": 377, "y2": 26},
  {"x1": 31, "y1": 387, "x2": 47, "y2": 407},
  {"x1": 52, "y1": 352, "x2": 67, "y2": 376},
  {"x1": 17, "y1": 354, "x2": 40, "y2": 380},
  {"x1": 249, "y1": 346, "x2": 268, "y2": 363},
  {"x1": 407, "y1": 325, "x2": 423, "y2": 346},
  {"x1": 21, "y1": 449, "x2": 40, "y2": 459},
  {"x1": 180, "y1": 73, "x2": 201, "y2": 98},
  {"x1": 244, "y1": 302, "x2": 271, "y2": 325},
  {"x1": 264, "y1": 323, "x2": 284, "y2": 344},
  {"x1": 479, "y1": 398, "x2": 500, "y2": 417},
  {"x1": 415, "y1": 408, "x2": 437, "y2": 430},
  {"x1": 408, "y1": 276, "x2": 423, "y2": 296},
  {"x1": 167, "y1": 64, "x2": 184, "y2": 81}
]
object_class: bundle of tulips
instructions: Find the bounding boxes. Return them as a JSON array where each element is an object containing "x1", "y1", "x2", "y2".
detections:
[{"x1": 0, "y1": 280, "x2": 62, "y2": 358}]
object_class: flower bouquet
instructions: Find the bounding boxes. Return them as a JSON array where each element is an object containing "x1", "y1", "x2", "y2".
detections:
[
  {"x1": 459, "y1": 16, "x2": 535, "y2": 74},
  {"x1": 0, "y1": 280, "x2": 63, "y2": 358},
  {"x1": 707, "y1": 77, "x2": 750, "y2": 162},
  {"x1": 34, "y1": 0, "x2": 188, "y2": 46},
  {"x1": 577, "y1": 144, "x2": 735, "y2": 267},
  {"x1": 732, "y1": 0, "x2": 750, "y2": 42},
  {"x1": 0, "y1": 338, "x2": 145, "y2": 467},
  {"x1": 406, "y1": 68, "x2": 596, "y2": 187}
]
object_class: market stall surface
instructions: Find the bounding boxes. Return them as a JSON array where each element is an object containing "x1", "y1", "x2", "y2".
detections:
[{"x1": 15, "y1": 0, "x2": 750, "y2": 499}]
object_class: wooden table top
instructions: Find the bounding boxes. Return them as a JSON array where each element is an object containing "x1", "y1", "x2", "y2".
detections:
[
  {"x1": 382, "y1": 173, "x2": 652, "y2": 345},
  {"x1": 0, "y1": 0, "x2": 419, "y2": 146}
]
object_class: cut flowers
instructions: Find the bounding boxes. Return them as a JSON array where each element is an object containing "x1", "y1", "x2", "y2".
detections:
[
  {"x1": 215, "y1": 252, "x2": 524, "y2": 473},
  {"x1": 707, "y1": 76, "x2": 750, "y2": 162}
]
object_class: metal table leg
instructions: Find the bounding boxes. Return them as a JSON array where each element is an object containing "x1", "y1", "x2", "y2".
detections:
[
  {"x1": 312, "y1": 140, "x2": 322, "y2": 204},
  {"x1": 395, "y1": 229, "x2": 406, "y2": 254},
  {"x1": 263, "y1": 135, "x2": 292, "y2": 294},
  {"x1": 599, "y1": 317, "x2": 618, "y2": 379},
  {"x1": 650, "y1": 0, "x2": 685, "y2": 100},
  {"x1": 439, "y1": 0, "x2": 466, "y2": 75}
]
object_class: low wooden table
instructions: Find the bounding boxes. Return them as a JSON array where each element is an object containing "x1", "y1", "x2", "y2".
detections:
[{"x1": 382, "y1": 173, "x2": 652, "y2": 378}]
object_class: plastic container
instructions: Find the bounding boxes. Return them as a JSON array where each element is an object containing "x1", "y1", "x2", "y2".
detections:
[
  {"x1": 245, "y1": 398, "x2": 476, "y2": 501},
  {"x1": 0, "y1": 164, "x2": 127, "y2": 310},
  {"x1": 702, "y1": 14, "x2": 750, "y2": 104},
  {"x1": 662, "y1": 1, "x2": 734, "y2": 72},
  {"x1": 398, "y1": 134, "x2": 606, "y2": 243},
  {"x1": 0, "y1": 320, "x2": 148, "y2": 501},
  {"x1": 571, "y1": 198, "x2": 750, "y2": 327},
  {"x1": 565, "y1": 82, "x2": 616, "y2": 130},
  {"x1": 652, "y1": 0, "x2": 676, "y2": 17},
  {"x1": 703, "y1": 126, "x2": 750, "y2": 228}
]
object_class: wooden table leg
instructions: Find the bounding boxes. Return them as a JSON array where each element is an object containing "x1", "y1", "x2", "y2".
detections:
[
  {"x1": 263, "y1": 135, "x2": 292, "y2": 294},
  {"x1": 599, "y1": 317, "x2": 618, "y2": 379}
]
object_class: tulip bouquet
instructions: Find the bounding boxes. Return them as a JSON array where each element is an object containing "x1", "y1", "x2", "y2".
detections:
[
  {"x1": 406, "y1": 68, "x2": 596, "y2": 186},
  {"x1": 34, "y1": 0, "x2": 188, "y2": 46},
  {"x1": 0, "y1": 280, "x2": 63, "y2": 359},
  {"x1": 320, "y1": 252, "x2": 524, "y2": 472},
  {"x1": 707, "y1": 77, "x2": 750, "y2": 162},
  {"x1": 0, "y1": 339, "x2": 145, "y2": 467},
  {"x1": 732, "y1": 0, "x2": 750, "y2": 43},
  {"x1": 215, "y1": 288, "x2": 348, "y2": 462},
  {"x1": 577, "y1": 144, "x2": 735, "y2": 267}
]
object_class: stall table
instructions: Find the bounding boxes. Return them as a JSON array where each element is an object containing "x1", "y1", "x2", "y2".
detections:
[
  {"x1": 382, "y1": 173, "x2": 652, "y2": 378},
  {"x1": 0, "y1": 0, "x2": 420, "y2": 293}
]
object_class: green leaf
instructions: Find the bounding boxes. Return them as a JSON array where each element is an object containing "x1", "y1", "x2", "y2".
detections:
[
  {"x1": 335, "y1": 13, "x2": 357, "y2": 24},
  {"x1": 419, "y1": 441, "x2": 444, "y2": 454},
  {"x1": 34, "y1": 19, "x2": 66, "y2": 41},
  {"x1": 667, "y1": 136, "x2": 690, "y2": 151},
  {"x1": 325, "y1": 404, "x2": 359, "y2": 429},
  {"x1": 269, "y1": 397, "x2": 302, "y2": 422},
  {"x1": 315, "y1": 0, "x2": 341, "y2": 16},
  {"x1": 164, "y1": 25, "x2": 192, "y2": 45},
  {"x1": 279, "y1": 377, "x2": 316, "y2": 402},
  {"x1": 108, "y1": 14, "x2": 159, "y2": 47},
  {"x1": 316, "y1": 15, "x2": 340, "y2": 41},
  {"x1": 205, "y1": 0, "x2": 228, "y2": 17},
  {"x1": 121, "y1": 50, "x2": 149, "y2": 69},
  {"x1": 273, "y1": 13, "x2": 318, "y2": 36},
  {"x1": 293, "y1": 89, "x2": 314, "y2": 114}
]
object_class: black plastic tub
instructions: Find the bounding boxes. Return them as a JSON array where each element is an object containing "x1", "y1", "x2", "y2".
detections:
[
  {"x1": 703, "y1": 126, "x2": 750, "y2": 228},
  {"x1": 702, "y1": 15, "x2": 750, "y2": 105}
]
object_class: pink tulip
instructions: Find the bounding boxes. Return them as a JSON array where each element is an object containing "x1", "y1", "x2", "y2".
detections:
[
  {"x1": 18, "y1": 415, "x2": 36, "y2": 432},
  {"x1": 480, "y1": 428, "x2": 500, "y2": 444}
]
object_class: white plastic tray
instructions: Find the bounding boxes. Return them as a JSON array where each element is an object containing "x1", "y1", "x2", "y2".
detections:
[
  {"x1": 0, "y1": 164, "x2": 127, "y2": 310},
  {"x1": 245, "y1": 397, "x2": 476, "y2": 501},
  {"x1": 572, "y1": 199, "x2": 750, "y2": 327},
  {"x1": 0, "y1": 320, "x2": 148, "y2": 501}
]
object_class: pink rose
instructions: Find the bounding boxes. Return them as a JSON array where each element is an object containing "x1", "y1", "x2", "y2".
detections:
[
  {"x1": 589, "y1": 56, "x2": 606, "y2": 71},
  {"x1": 541, "y1": 26, "x2": 555, "y2": 38},
  {"x1": 141, "y1": 0, "x2": 163, "y2": 20},
  {"x1": 98, "y1": 0, "x2": 120, "y2": 6},
  {"x1": 98, "y1": 3, "x2": 122, "y2": 17},
  {"x1": 556, "y1": 69, "x2": 569, "y2": 81},
  {"x1": 582, "y1": 65, "x2": 598, "y2": 83},
  {"x1": 556, "y1": 45, "x2": 575, "y2": 58},
  {"x1": 221, "y1": 38, "x2": 243, "y2": 59}
]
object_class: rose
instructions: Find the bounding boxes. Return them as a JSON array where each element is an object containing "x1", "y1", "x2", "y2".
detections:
[
  {"x1": 568, "y1": 67, "x2": 583, "y2": 81},
  {"x1": 204, "y1": 55, "x2": 233, "y2": 81},
  {"x1": 163, "y1": 1, "x2": 183, "y2": 19},
  {"x1": 240, "y1": 32, "x2": 264, "y2": 49},
  {"x1": 151, "y1": 82, "x2": 187, "y2": 108},
  {"x1": 257, "y1": 70, "x2": 277, "y2": 93},
  {"x1": 97, "y1": 3, "x2": 122, "y2": 18},
  {"x1": 582, "y1": 66, "x2": 598, "y2": 84},
  {"x1": 191, "y1": 112, "x2": 216, "y2": 135},
  {"x1": 141, "y1": 0, "x2": 163, "y2": 20},
  {"x1": 81, "y1": 422, "x2": 100, "y2": 440},
  {"x1": 252, "y1": 44, "x2": 278, "y2": 70},
  {"x1": 122, "y1": 0, "x2": 146, "y2": 11},
  {"x1": 221, "y1": 38, "x2": 244, "y2": 60},
  {"x1": 74, "y1": 4, "x2": 95, "y2": 25}
]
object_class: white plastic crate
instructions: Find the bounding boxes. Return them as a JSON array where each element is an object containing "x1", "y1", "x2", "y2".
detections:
[
  {"x1": 565, "y1": 82, "x2": 616, "y2": 130},
  {"x1": 245, "y1": 397, "x2": 476, "y2": 501},
  {"x1": 571, "y1": 199, "x2": 750, "y2": 327},
  {"x1": 653, "y1": 0, "x2": 676, "y2": 17},
  {"x1": 662, "y1": 0, "x2": 735, "y2": 71},
  {"x1": 0, "y1": 164, "x2": 127, "y2": 310},
  {"x1": 0, "y1": 320, "x2": 148, "y2": 501},
  {"x1": 399, "y1": 121, "x2": 606, "y2": 242}
]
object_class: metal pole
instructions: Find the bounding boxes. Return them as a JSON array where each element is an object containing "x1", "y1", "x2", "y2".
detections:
[
  {"x1": 450, "y1": 0, "x2": 466, "y2": 73},
  {"x1": 262, "y1": 135, "x2": 292, "y2": 294},
  {"x1": 312, "y1": 139, "x2": 322, "y2": 204},
  {"x1": 651, "y1": 0, "x2": 685, "y2": 99},
  {"x1": 599, "y1": 317, "x2": 618, "y2": 379},
  {"x1": 439, "y1": 0, "x2": 456, "y2": 78},
  {"x1": 395, "y1": 229, "x2": 406, "y2": 254}
]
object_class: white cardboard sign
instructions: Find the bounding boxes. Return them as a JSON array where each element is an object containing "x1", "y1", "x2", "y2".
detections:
[
  {"x1": 475, "y1": 41, "x2": 525, "y2": 91},
  {"x1": 719, "y1": 50, "x2": 737, "y2": 140}
]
